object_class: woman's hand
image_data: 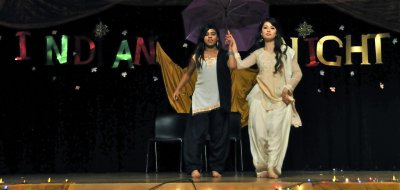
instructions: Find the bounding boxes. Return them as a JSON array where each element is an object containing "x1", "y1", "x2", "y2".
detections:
[
  {"x1": 281, "y1": 88, "x2": 293, "y2": 105},
  {"x1": 225, "y1": 30, "x2": 238, "y2": 52},
  {"x1": 173, "y1": 89, "x2": 181, "y2": 101}
]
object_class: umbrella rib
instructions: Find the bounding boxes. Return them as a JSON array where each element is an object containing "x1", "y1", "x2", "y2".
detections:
[
  {"x1": 229, "y1": 3, "x2": 247, "y2": 13},
  {"x1": 185, "y1": 25, "x2": 202, "y2": 40},
  {"x1": 227, "y1": 3, "x2": 263, "y2": 19}
]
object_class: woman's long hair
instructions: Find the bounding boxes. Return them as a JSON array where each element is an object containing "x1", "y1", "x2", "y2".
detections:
[
  {"x1": 253, "y1": 18, "x2": 288, "y2": 73},
  {"x1": 194, "y1": 24, "x2": 222, "y2": 69}
]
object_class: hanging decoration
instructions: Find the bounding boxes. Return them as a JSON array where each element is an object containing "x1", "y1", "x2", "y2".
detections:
[
  {"x1": 46, "y1": 35, "x2": 69, "y2": 65},
  {"x1": 393, "y1": 38, "x2": 398, "y2": 44},
  {"x1": 134, "y1": 37, "x2": 155, "y2": 65},
  {"x1": 94, "y1": 21, "x2": 109, "y2": 38},
  {"x1": 121, "y1": 72, "x2": 128, "y2": 78},
  {"x1": 296, "y1": 21, "x2": 314, "y2": 38},
  {"x1": 113, "y1": 40, "x2": 134, "y2": 68},
  {"x1": 304, "y1": 37, "x2": 319, "y2": 67},
  {"x1": 15, "y1": 31, "x2": 31, "y2": 61},
  {"x1": 74, "y1": 36, "x2": 96, "y2": 65}
]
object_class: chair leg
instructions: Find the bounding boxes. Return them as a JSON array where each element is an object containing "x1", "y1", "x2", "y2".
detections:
[
  {"x1": 146, "y1": 140, "x2": 151, "y2": 173},
  {"x1": 154, "y1": 141, "x2": 158, "y2": 172},
  {"x1": 234, "y1": 139, "x2": 237, "y2": 173},
  {"x1": 239, "y1": 140, "x2": 244, "y2": 172},
  {"x1": 179, "y1": 141, "x2": 183, "y2": 173}
]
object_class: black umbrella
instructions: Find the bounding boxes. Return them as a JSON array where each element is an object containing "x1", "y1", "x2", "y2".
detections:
[{"x1": 182, "y1": 0, "x2": 269, "y2": 51}]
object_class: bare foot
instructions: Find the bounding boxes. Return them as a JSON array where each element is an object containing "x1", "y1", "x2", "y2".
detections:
[
  {"x1": 191, "y1": 170, "x2": 201, "y2": 178},
  {"x1": 211, "y1": 171, "x2": 222, "y2": 178},
  {"x1": 267, "y1": 168, "x2": 279, "y2": 179},
  {"x1": 256, "y1": 171, "x2": 269, "y2": 178}
]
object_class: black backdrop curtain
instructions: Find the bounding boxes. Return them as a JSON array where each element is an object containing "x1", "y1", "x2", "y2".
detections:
[
  {"x1": 0, "y1": 2, "x2": 399, "y2": 174},
  {"x1": 0, "y1": 0, "x2": 122, "y2": 29},
  {"x1": 0, "y1": 0, "x2": 399, "y2": 33}
]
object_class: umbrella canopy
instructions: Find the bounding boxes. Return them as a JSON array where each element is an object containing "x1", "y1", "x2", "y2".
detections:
[{"x1": 182, "y1": 0, "x2": 269, "y2": 51}]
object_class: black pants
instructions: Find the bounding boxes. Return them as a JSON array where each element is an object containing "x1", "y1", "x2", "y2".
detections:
[{"x1": 184, "y1": 109, "x2": 230, "y2": 173}]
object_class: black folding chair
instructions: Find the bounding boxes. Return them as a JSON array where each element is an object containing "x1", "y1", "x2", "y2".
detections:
[{"x1": 145, "y1": 113, "x2": 188, "y2": 173}]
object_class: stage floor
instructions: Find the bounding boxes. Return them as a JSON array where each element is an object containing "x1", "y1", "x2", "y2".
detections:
[{"x1": 1, "y1": 171, "x2": 399, "y2": 190}]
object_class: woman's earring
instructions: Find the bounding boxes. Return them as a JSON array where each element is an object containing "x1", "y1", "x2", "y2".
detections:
[{"x1": 216, "y1": 41, "x2": 219, "y2": 47}]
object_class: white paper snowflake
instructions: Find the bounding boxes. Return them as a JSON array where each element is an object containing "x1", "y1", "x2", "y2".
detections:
[
  {"x1": 75, "y1": 86, "x2": 80, "y2": 90},
  {"x1": 392, "y1": 38, "x2": 398, "y2": 45},
  {"x1": 339, "y1": 25, "x2": 345, "y2": 31},
  {"x1": 153, "y1": 76, "x2": 158, "y2": 82},
  {"x1": 94, "y1": 21, "x2": 110, "y2": 38},
  {"x1": 121, "y1": 72, "x2": 128, "y2": 78},
  {"x1": 122, "y1": 30, "x2": 128, "y2": 36},
  {"x1": 91, "y1": 67, "x2": 98, "y2": 73},
  {"x1": 350, "y1": 71, "x2": 355, "y2": 77},
  {"x1": 182, "y1": 43, "x2": 188, "y2": 48},
  {"x1": 296, "y1": 21, "x2": 314, "y2": 38},
  {"x1": 320, "y1": 70, "x2": 325, "y2": 76}
]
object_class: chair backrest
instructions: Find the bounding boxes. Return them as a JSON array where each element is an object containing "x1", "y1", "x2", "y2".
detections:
[
  {"x1": 155, "y1": 113, "x2": 188, "y2": 139},
  {"x1": 229, "y1": 112, "x2": 242, "y2": 138}
]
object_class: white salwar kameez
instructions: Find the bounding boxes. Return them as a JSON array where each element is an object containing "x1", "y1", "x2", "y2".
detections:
[
  {"x1": 192, "y1": 57, "x2": 220, "y2": 114},
  {"x1": 234, "y1": 46, "x2": 302, "y2": 176}
]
